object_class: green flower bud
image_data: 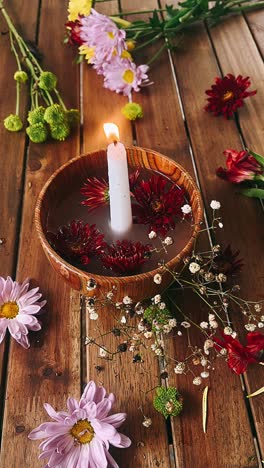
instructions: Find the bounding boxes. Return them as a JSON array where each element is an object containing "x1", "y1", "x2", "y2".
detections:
[
  {"x1": 143, "y1": 305, "x2": 171, "y2": 326},
  {"x1": 50, "y1": 122, "x2": 70, "y2": 141},
  {"x1": 26, "y1": 123, "x2": 48, "y2": 143},
  {"x1": 66, "y1": 109, "x2": 80, "y2": 127},
  {"x1": 27, "y1": 106, "x2": 46, "y2": 125},
  {"x1": 121, "y1": 102, "x2": 143, "y2": 121},
  {"x1": 153, "y1": 387, "x2": 183, "y2": 419},
  {"x1": 38, "y1": 71, "x2": 58, "y2": 91},
  {"x1": 14, "y1": 70, "x2": 29, "y2": 83},
  {"x1": 4, "y1": 114, "x2": 23, "y2": 132},
  {"x1": 44, "y1": 104, "x2": 66, "y2": 125}
]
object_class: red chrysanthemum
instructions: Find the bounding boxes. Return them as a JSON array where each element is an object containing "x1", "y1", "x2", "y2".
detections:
[
  {"x1": 81, "y1": 170, "x2": 140, "y2": 211},
  {"x1": 133, "y1": 175, "x2": 185, "y2": 236},
  {"x1": 65, "y1": 20, "x2": 84, "y2": 46},
  {"x1": 213, "y1": 332, "x2": 264, "y2": 375},
  {"x1": 212, "y1": 245, "x2": 243, "y2": 275},
  {"x1": 47, "y1": 220, "x2": 106, "y2": 265},
  {"x1": 101, "y1": 240, "x2": 151, "y2": 275},
  {"x1": 205, "y1": 74, "x2": 257, "y2": 118},
  {"x1": 216, "y1": 149, "x2": 263, "y2": 183}
]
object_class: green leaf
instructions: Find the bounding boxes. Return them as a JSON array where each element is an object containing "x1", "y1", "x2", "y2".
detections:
[
  {"x1": 240, "y1": 188, "x2": 264, "y2": 199},
  {"x1": 247, "y1": 148, "x2": 264, "y2": 167}
]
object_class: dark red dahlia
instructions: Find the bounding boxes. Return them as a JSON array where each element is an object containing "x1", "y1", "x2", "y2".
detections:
[
  {"x1": 65, "y1": 20, "x2": 84, "y2": 46},
  {"x1": 133, "y1": 175, "x2": 185, "y2": 236},
  {"x1": 101, "y1": 240, "x2": 151, "y2": 275},
  {"x1": 216, "y1": 149, "x2": 263, "y2": 183},
  {"x1": 81, "y1": 170, "x2": 140, "y2": 212},
  {"x1": 213, "y1": 332, "x2": 264, "y2": 375},
  {"x1": 205, "y1": 74, "x2": 257, "y2": 118},
  {"x1": 47, "y1": 220, "x2": 106, "y2": 265},
  {"x1": 212, "y1": 244, "x2": 243, "y2": 275}
]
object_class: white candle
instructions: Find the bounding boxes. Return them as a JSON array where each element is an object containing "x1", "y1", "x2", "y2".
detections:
[{"x1": 103, "y1": 123, "x2": 133, "y2": 234}]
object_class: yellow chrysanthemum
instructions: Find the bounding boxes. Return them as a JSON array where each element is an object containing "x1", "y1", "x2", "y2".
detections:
[
  {"x1": 79, "y1": 45, "x2": 95, "y2": 63},
  {"x1": 68, "y1": 0, "x2": 92, "y2": 21}
]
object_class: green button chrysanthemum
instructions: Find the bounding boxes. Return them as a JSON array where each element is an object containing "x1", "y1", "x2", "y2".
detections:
[
  {"x1": 50, "y1": 122, "x2": 70, "y2": 141},
  {"x1": 153, "y1": 386, "x2": 183, "y2": 419},
  {"x1": 121, "y1": 102, "x2": 143, "y2": 120},
  {"x1": 14, "y1": 70, "x2": 29, "y2": 83},
  {"x1": 66, "y1": 109, "x2": 80, "y2": 127},
  {"x1": 27, "y1": 106, "x2": 46, "y2": 125},
  {"x1": 44, "y1": 104, "x2": 66, "y2": 126},
  {"x1": 4, "y1": 114, "x2": 23, "y2": 132},
  {"x1": 26, "y1": 123, "x2": 49, "y2": 143},
  {"x1": 38, "y1": 71, "x2": 58, "y2": 91}
]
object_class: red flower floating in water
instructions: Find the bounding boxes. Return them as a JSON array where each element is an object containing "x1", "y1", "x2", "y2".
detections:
[
  {"x1": 101, "y1": 240, "x2": 151, "y2": 275},
  {"x1": 47, "y1": 221, "x2": 106, "y2": 265},
  {"x1": 133, "y1": 175, "x2": 185, "y2": 236},
  {"x1": 65, "y1": 20, "x2": 83, "y2": 46},
  {"x1": 216, "y1": 149, "x2": 263, "y2": 183},
  {"x1": 205, "y1": 74, "x2": 256, "y2": 118},
  {"x1": 81, "y1": 169, "x2": 140, "y2": 211},
  {"x1": 214, "y1": 332, "x2": 264, "y2": 375},
  {"x1": 212, "y1": 245, "x2": 243, "y2": 275}
]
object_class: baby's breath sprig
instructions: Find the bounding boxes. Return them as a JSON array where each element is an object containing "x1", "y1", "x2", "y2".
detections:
[{"x1": 0, "y1": 0, "x2": 79, "y2": 143}]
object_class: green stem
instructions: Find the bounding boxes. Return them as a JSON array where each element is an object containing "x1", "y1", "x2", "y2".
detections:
[
  {"x1": 147, "y1": 43, "x2": 167, "y2": 65},
  {"x1": 134, "y1": 32, "x2": 162, "y2": 51},
  {"x1": 111, "y1": 9, "x2": 167, "y2": 16},
  {"x1": 15, "y1": 81, "x2": 20, "y2": 115},
  {"x1": 9, "y1": 31, "x2": 21, "y2": 70},
  {"x1": 53, "y1": 89, "x2": 67, "y2": 110}
]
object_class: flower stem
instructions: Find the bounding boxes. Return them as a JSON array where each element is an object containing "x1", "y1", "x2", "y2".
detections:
[
  {"x1": 147, "y1": 43, "x2": 167, "y2": 66},
  {"x1": 9, "y1": 31, "x2": 21, "y2": 70},
  {"x1": 111, "y1": 9, "x2": 167, "y2": 16},
  {"x1": 15, "y1": 81, "x2": 20, "y2": 115},
  {"x1": 134, "y1": 32, "x2": 163, "y2": 51}
]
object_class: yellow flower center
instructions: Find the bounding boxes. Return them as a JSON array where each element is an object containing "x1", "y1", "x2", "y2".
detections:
[
  {"x1": 222, "y1": 91, "x2": 234, "y2": 101},
  {"x1": 70, "y1": 419, "x2": 94, "y2": 444},
  {"x1": 151, "y1": 200, "x2": 162, "y2": 212},
  {"x1": 0, "y1": 301, "x2": 19, "y2": 319},
  {"x1": 122, "y1": 69, "x2": 134, "y2": 84},
  {"x1": 107, "y1": 31, "x2": 115, "y2": 40},
  {"x1": 126, "y1": 40, "x2": 136, "y2": 51},
  {"x1": 121, "y1": 50, "x2": 132, "y2": 60}
]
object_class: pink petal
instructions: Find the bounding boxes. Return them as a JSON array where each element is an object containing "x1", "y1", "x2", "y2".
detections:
[
  {"x1": 67, "y1": 397, "x2": 79, "y2": 413},
  {"x1": 102, "y1": 413, "x2": 127, "y2": 429},
  {"x1": 80, "y1": 381, "x2": 97, "y2": 404},
  {"x1": 105, "y1": 450, "x2": 119, "y2": 468},
  {"x1": 20, "y1": 305, "x2": 41, "y2": 315},
  {"x1": 92, "y1": 420, "x2": 116, "y2": 440},
  {"x1": 110, "y1": 432, "x2": 131, "y2": 448},
  {"x1": 96, "y1": 399, "x2": 111, "y2": 419},
  {"x1": 43, "y1": 403, "x2": 66, "y2": 422},
  {"x1": 90, "y1": 438, "x2": 108, "y2": 468}
]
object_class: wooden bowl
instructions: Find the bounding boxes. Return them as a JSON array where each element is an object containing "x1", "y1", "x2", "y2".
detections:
[{"x1": 35, "y1": 147, "x2": 203, "y2": 301}]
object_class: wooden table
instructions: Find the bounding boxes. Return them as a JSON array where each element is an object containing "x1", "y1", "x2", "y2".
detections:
[{"x1": 0, "y1": 1, "x2": 264, "y2": 467}]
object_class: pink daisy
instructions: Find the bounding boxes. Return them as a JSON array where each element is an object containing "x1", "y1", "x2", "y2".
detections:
[
  {"x1": 0, "y1": 276, "x2": 46, "y2": 349},
  {"x1": 103, "y1": 57, "x2": 149, "y2": 96},
  {"x1": 28, "y1": 380, "x2": 131, "y2": 468},
  {"x1": 80, "y1": 9, "x2": 126, "y2": 62}
]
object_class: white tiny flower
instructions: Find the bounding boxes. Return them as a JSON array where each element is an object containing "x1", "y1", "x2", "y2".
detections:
[
  {"x1": 245, "y1": 323, "x2": 257, "y2": 331},
  {"x1": 148, "y1": 230, "x2": 157, "y2": 239},
  {"x1": 216, "y1": 273, "x2": 227, "y2": 283},
  {"x1": 138, "y1": 322, "x2": 145, "y2": 332},
  {"x1": 123, "y1": 296, "x2": 132, "y2": 305},
  {"x1": 153, "y1": 294, "x2": 161, "y2": 304},
  {"x1": 177, "y1": 331, "x2": 182, "y2": 336},
  {"x1": 181, "y1": 204, "x2": 192, "y2": 214},
  {"x1": 193, "y1": 376, "x2": 202, "y2": 385},
  {"x1": 106, "y1": 291, "x2": 114, "y2": 300},
  {"x1": 99, "y1": 347, "x2": 108, "y2": 358},
  {"x1": 135, "y1": 302, "x2": 144, "y2": 315},
  {"x1": 201, "y1": 371, "x2": 209, "y2": 378},
  {"x1": 210, "y1": 320, "x2": 218, "y2": 329},
  {"x1": 151, "y1": 344, "x2": 157, "y2": 351},
  {"x1": 87, "y1": 306, "x2": 95, "y2": 314},
  {"x1": 181, "y1": 321, "x2": 191, "y2": 328},
  {"x1": 200, "y1": 321, "x2": 209, "y2": 329},
  {"x1": 261, "y1": 315, "x2": 264, "y2": 322},
  {"x1": 169, "y1": 318, "x2": 177, "y2": 328},
  {"x1": 120, "y1": 315, "x2": 127, "y2": 324},
  {"x1": 189, "y1": 262, "x2": 200, "y2": 274},
  {"x1": 84, "y1": 336, "x2": 92, "y2": 345},
  {"x1": 204, "y1": 339, "x2": 214, "y2": 355},
  {"x1": 200, "y1": 358, "x2": 207, "y2": 367},
  {"x1": 254, "y1": 303, "x2": 262, "y2": 312},
  {"x1": 231, "y1": 332, "x2": 237, "y2": 338},
  {"x1": 212, "y1": 244, "x2": 221, "y2": 253},
  {"x1": 164, "y1": 236, "x2": 173, "y2": 246},
  {"x1": 220, "y1": 348, "x2": 227, "y2": 356},
  {"x1": 144, "y1": 331, "x2": 153, "y2": 339},
  {"x1": 158, "y1": 302, "x2": 166, "y2": 310},
  {"x1": 163, "y1": 325, "x2": 172, "y2": 334},
  {"x1": 142, "y1": 417, "x2": 152, "y2": 428},
  {"x1": 258, "y1": 322, "x2": 264, "y2": 328},
  {"x1": 210, "y1": 200, "x2": 221, "y2": 210},
  {"x1": 129, "y1": 345, "x2": 135, "y2": 352},
  {"x1": 174, "y1": 362, "x2": 185, "y2": 374},
  {"x1": 155, "y1": 348, "x2": 163, "y2": 356},
  {"x1": 154, "y1": 274, "x2": 162, "y2": 284},
  {"x1": 90, "y1": 312, "x2": 98, "y2": 320},
  {"x1": 208, "y1": 314, "x2": 215, "y2": 321},
  {"x1": 224, "y1": 326, "x2": 233, "y2": 335},
  {"x1": 115, "y1": 302, "x2": 122, "y2": 308},
  {"x1": 218, "y1": 222, "x2": 224, "y2": 229}
]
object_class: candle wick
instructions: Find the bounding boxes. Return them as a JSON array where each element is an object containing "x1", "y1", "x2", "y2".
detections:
[{"x1": 113, "y1": 140, "x2": 118, "y2": 146}]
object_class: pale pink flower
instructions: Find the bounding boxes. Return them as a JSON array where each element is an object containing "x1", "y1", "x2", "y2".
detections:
[
  {"x1": 0, "y1": 276, "x2": 46, "y2": 349},
  {"x1": 80, "y1": 9, "x2": 126, "y2": 62},
  {"x1": 28, "y1": 380, "x2": 131, "y2": 468},
  {"x1": 103, "y1": 57, "x2": 149, "y2": 96}
]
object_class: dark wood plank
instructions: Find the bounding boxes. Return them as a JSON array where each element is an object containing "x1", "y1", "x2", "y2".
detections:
[
  {"x1": 0, "y1": 0, "x2": 39, "y2": 428},
  {"x1": 244, "y1": 10, "x2": 264, "y2": 59},
  {"x1": 0, "y1": 1, "x2": 81, "y2": 466}
]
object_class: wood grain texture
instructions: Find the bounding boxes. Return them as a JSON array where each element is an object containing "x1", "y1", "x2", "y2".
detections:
[
  {"x1": 0, "y1": 1, "x2": 81, "y2": 467},
  {"x1": 245, "y1": 10, "x2": 264, "y2": 58},
  {"x1": 0, "y1": 0, "x2": 39, "y2": 429}
]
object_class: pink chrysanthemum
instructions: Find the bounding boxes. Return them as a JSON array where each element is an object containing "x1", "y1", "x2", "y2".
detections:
[
  {"x1": 103, "y1": 57, "x2": 149, "y2": 96},
  {"x1": 80, "y1": 9, "x2": 126, "y2": 62},
  {"x1": 205, "y1": 74, "x2": 257, "y2": 118},
  {"x1": 28, "y1": 380, "x2": 131, "y2": 468},
  {"x1": 0, "y1": 277, "x2": 46, "y2": 349}
]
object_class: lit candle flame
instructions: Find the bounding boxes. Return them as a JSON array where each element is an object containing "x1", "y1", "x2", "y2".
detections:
[{"x1": 103, "y1": 123, "x2": 120, "y2": 143}]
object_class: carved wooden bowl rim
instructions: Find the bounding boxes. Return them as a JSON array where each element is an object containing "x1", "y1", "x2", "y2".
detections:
[{"x1": 35, "y1": 147, "x2": 203, "y2": 285}]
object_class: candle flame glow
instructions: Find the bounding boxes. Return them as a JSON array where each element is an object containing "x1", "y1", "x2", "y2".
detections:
[{"x1": 103, "y1": 123, "x2": 120, "y2": 143}]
